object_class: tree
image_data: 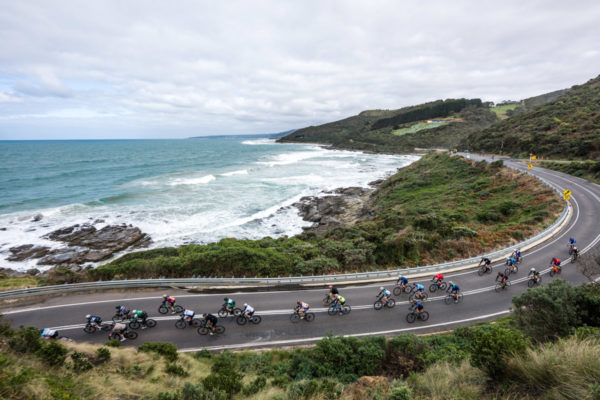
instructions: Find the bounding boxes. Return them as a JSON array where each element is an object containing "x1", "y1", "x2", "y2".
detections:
[{"x1": 468, "y1": 325, "x2": 527, "y2": 379}]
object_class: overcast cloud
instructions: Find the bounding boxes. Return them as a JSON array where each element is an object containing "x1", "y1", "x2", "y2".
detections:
[{"x1": 0, "y1": 1, "x2": 599, "y2": 139}]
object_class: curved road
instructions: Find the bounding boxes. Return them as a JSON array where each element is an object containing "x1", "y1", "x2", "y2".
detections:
[{"x1": 2, "y1": 157, "x2": 599, "y2": 352}]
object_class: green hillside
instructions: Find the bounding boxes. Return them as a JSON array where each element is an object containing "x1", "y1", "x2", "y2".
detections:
[
  {"x1": 277, "y1": 99, "x2": 498, "y2": 153},
  {"x1": 462, "y1": 75, "x2": 600, "y2": 159}
]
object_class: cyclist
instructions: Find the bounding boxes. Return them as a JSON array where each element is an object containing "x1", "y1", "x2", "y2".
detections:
[
  {"x1": 131, "y1": 309, "x2": 148, "y2": 328},
  {"x1": 182, "y1": 309, "x2": 195, "y2": 324},
  {"x1": 396, "y1": 276, "x2": 409, "y2": 289},
  {"x1": 40, "y1": 328, "x2": 59, "y2": 339},
  {"x1": 162, "y1": 295, "x2": 177, "y2": 313},
  {"x1": 496, "y1": 272, "x2": 509, "y2": 287},
  {"x1": 410, "y1": 299, "x2": 424, "y2": 315},
  {"x1": 85, "y1": 314, "x2": 102, "y2": 329},
  {"x1": 331, "y1": 294, "x2": 346, "y2": 314},
  {"x1": 223, "y1": 297, "x2": 236, "y2": 314},
  {"x1": 115, "y1": 305, "x2": 131, "y2": 320},
  {"x1": 414, "y1": 283, "x2": 425, "y2": 300},
  {"x1": 433, "y1": 273, "x2": 444, "y2": 284},
  {"x1": 572, "y1": 246, "x2": 579, "y2": 258},
  {"x1": 377, "y1": 286, "x2": 391, "y2": 304},
  {"x1": 506, "y1": 256, "x2": 517, "y2": 268},
  {"x1": 328, "y1": 285, "x2": 339, "y2": 296},
  {"x1": 446, "y1": 281, "x2": 461, "y2": 303},
  {"x1": 480, "y1": 257, "x2": 491, "y2": 271},
  {"x1": 512, "y1": 249, "x2": 522, "y2": 263},
  {"x1": 203, "y1": 313, "x2": 218, "y2": 335},
  {"x1": 568, "y1": 237, "x2": 576, "y2": 247},
  {"x1": 528, "y1": 267, "x2": 540, "y2": 283},
  {"x1": 111, "y1": 322, "x2": 128, "y2": 342},
  {"x1": 295, "y1": 301, "x2": 310, "y2": 318},
  {"x1": 551, "y1": 257, "x2": 561, "y2": 267},
  {"x1": 242, "y1": 303, "x2": 255, "y2": 319}
]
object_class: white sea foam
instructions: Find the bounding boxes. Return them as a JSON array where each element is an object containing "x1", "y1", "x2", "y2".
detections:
[
  {"x1": 242, "y1": 138, "x2": 277, "y2": 145},
  {"x1": 168, "y1": 175, "x2": 216, "y2": 186},
  {"x1": 221, "y1": 169, "x2": 248, "y2": 176}
]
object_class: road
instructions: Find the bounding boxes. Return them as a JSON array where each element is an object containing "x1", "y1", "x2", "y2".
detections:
[{"x1": 2, "y1": 156, "x2": 599, "y2": 352}]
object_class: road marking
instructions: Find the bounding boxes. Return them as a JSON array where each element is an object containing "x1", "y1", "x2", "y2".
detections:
[{"x1": 179, "y1": 309, "x2": 511, "y2": 352}]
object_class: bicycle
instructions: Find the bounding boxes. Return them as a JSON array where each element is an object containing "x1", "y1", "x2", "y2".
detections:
[
  {"x1": 112, "y1": 312, "x2": 131, "y2": 322},
  {"x1": 322, "y1": 294, "x2": 335, "y2": 306},
  {"x1": 290, "y1": 309, "x2": 315, "y2": 323},
  {"x1": 175, "y1": 315, "x2": 201, "y2": 329},
  {"x1": 129, "y1": 318, "x2": 157, "y2": 330},
  {"x1": 108, "y1": 330, "x2": 138, "y2": 341},
  {"x1": 527, "y1": 275, "x2": 542, "y2": 287},
  {"x1": 158, "y1": 303, "x2": 184, "y2": 314},
  {"x1": 429, "y1": 280, "x2": 447, "y2": 292},
  {"x1": 409, "y1": 291, "x2": 429, "y2": 302},
  {"x1": 444, "y1": 292, "x2": 463, "y2": 305},
  {"x1": 197, "y1": 324, "x2": 225, "y2": 336},
  {"x1": 328, "y1": 302, "x2": 351, "y2": 315},
  {"x1": 217, "y1": 305, "x2": 242, "y2": 318},
  {"x1": 374, "y1": 297, "x2": 396, "y2": 310},
  {"x1": 494, "y1": 280, "x2": 511, "y2": 292},
  {"x1": 393, "y1": 283, "x2": 415, "y2": 296},
  {"x1": 571, "y1": 251, "x2": 579, "y2": 263},
  {"x1": 504, "y1": 263, "x2": 519, "y2": 276},
  {"x1": 478, "y1": 260, "x2": 493, "y2": 276},
  {"x1": 549, "y1": 263, "x2": 562, "y2": 277},
  {"x1": 406, "y1": 310, "x2": 430, "y2": 323},
  {"x1": 568, "y1": 243, "x2": 575, "y2": 255},
  {"x1": 236, "y1": 313, "x2": 262, "y2": 325},
  {"x1": 83, "y1": 322, "x2": 112, "y2": 334}
]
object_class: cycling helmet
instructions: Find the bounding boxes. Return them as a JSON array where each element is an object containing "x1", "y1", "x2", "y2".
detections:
[
  {"x1": 85, "y1": 314, "x2": 90, "y2": 319},
  {"x1": 448, "y1": 281, "x2": 453, "y2": 285},
  {"x1": 202, "y1": 313, "x2": 208, "y2": 317},
  {"x1": 530, "y1": 268, "x2": 535, "y2": 272},
  {"x1": 132, "y1": 310, "x2": 137, "y2": 314},
  {"x1": 297, "y1": 301, "x2": 301, "y2": 305},
  {"x1": 162, "y1": 294, "x2": 167, "y2": 298},
  {"x1": 115, "y1": 305, "x2": 120, "y2": 309},
  {"x1": 379, "y1": 286, "x2": 384, "y2": 291},
  {"x1": 329, "y1": 285, "x2": 333, "y2": 289},
  {"x1": 243, "y1": 303, "x2": 248, "y2": 307},
  {"x1": 223, "y1": 297, "x2": 228, "y2": 301}
]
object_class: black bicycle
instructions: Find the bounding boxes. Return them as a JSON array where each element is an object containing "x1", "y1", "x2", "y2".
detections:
[
  {"x1": 158, "y1": 303, "x2": 184, "y2": 314},
  {"x1": 290, "y1": 309, "x2": 315, "y2": 323},
  {"x1": 406, "y1": 310, "x2": 430, "y2": 323},
  {"x1": 217, "y1": 305, "x2": 242, "y2": 318},
  {"x1": 236, "y1": 313, "x2": 262, "y2": 325},
  {"x1": 83, "y1": 322, "x2": 112, "y2": 334},
  {"x1": 374, "y1": 297, "x2": 396, "y2": 310}
]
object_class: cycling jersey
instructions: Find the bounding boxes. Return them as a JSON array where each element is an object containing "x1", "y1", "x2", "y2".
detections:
[
  {"x1": 335, "y1": 295, "x2": 346, "y2": 304},
  {"x1": 226, "y1": 298, "x2": 235, "y2": 308},
  {"x1": 41, "y1": 328, "x2": 58, "y2": 339},
  {"x1": 88, "y1": 316, "x2": 102, "y2": 323},
  {"x1": 183, "y1": 309, "x2": 195, "y2": 318},
  {"x1": 416, "y1": 284, "x2": 424, "y2": 292},
  {"x1": 119, "y1": 306, "x2": 130, "y2": 315},
  {"x1": 165, "y1": 296, "x2": 176, "y2": 304},
  {"x1": 482, "y1": 258, "x2": 491, "y2": 265},
  {"x1": 569, "y1": 238, "x2": 576, "y2": 245},
  {"x1": 205, "y1": 314, "x2": 218, "y2": 324},
  {"x1": 397, "y1": 276, "x2": 408, "y2": 285},
  {"x1": 434, "y1": 274, "x2": 444, "y2": 282},
  {"x1": 244, "y1": 305, "x2": 255, "y2": 314},
  {"x1": 380, "y1": 289, "x2": 391, "y2": 298},
  {"x1": 330, "y1": 287, "x2": 339, "y2": 295},
  {"x1": 448, "y1": 284, "x2": 460, "y2": 293},
  {"x1": 299, "y1": 302, "x2": 309, "y2": 310},
  {"x1": 508, "y1": 257, "x2": 516, "y2": 265},
  {"x1": 411, "y1": 302, "x2": 424, "y2": 312},
  {"x1": 113, "y1": 323, "x2": 127, "y2": 332}
]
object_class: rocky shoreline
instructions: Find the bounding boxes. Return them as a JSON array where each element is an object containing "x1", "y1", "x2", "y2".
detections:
[{"x1": 2, "y1": 222, "x2": 151, "y2": 277}]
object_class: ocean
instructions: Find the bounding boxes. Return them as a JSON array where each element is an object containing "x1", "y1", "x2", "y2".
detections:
[{"x1": 0, "y1": 137, "x2": 418, "y2": 271}]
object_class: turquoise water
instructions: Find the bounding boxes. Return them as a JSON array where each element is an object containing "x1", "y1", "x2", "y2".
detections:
[{"x1": 0, "y1": 137, "x2": 418, "y2": 270}]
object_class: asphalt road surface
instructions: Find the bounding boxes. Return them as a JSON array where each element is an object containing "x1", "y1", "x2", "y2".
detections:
[{"x1": 2, "y1": 156, "x2": 599, "y2": 352}]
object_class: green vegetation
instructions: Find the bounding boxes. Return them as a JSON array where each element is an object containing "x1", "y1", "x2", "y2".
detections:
[
  {"x1": 4, "y1": 280, "x2": 600, "y2": 399},
  {"x1": 278, "y1": 99, "x2": 498, "y2": 153},
  {"x1": 463, "y1": 74, "x2": 600, "y2": 159},
  {"x1": 78, "y1": 153, "x2": 560, "y2": 280},
  {"x1": 490, "y1": 103, "x2": 519, "y2": 119},
  {"x1": 539, "y1": 160, "x2": 600, "y2": 184}
]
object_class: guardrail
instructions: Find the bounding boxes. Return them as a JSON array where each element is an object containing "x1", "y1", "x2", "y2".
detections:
[{"x1": 0, "y1": 162, "x2": 569, "y2": 301}]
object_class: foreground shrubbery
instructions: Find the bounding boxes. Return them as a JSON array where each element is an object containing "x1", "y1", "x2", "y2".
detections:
[{"x1": 84, "y1": 153, "x2": 560, "y2": 281}]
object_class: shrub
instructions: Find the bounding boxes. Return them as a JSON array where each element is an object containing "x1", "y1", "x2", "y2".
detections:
[
  {"x1": 95, "y1": 347, "x2": 111, "y2": 363},
  {"x1": 105, "y1": 339, "x2": 121, "y2": 347},
  {"x1": 36, "y1": 340, "x2": 68, "y2": 366},
  {"x1": 242, "y1": 376, "x2": 267, "y2": 395},
  {"x1": 203, "y1": 351, "x2": 243, "y2": 397},
  {"x1": 388, "y1": 382, "x2": 413, "y2": 400},
  {"x1": 165, "y1": 363, "x2": 189, "y2": 377},
  {"x1": 8, "y1": 326, "x2": 42, "y2": 354},
  {"x1": 193, "y1": 349, "x2": 212, "y2": 359},
  {"x1": 138, "y1": 342, "x2": 178, "y2": 362},
  {"x1": 71, "y1": 351, "x2": 93, "y2": 372},
  {"x1": 468, "y1": 325, "x2": 527, "y2": 379}
]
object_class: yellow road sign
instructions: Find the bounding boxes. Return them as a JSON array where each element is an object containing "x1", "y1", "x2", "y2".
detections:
[
  {"x1": 528, "y1": 164, "x2": 533, "y2": 170},
  {"x1": 563, "y1": 195, "x2": 571, "y2": 201},
  {"x1": 563, "y1": 189, "x2": 571, "y2": 196}
]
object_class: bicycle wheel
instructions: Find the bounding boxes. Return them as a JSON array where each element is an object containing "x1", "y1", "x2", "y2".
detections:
[
  {"x1": 322, "y1": 295, "x2": 332, "y2": 306},
  {"x1": 112, "y1": 314, "x2": 122, "y2": 322},
  {"x1": 129, "y1": 321, "x2": 141, "y2": 330},
  {"x1": 549, "y1": 268, "x2": 555, "y2": 277},
  {"x1": 125, "y1": 331, "x2": 138, "y2": 340},
  {"x1": 342, "y1": 305, "x2": 351, "y2": 314},
  {"x1": 428, "y1": 283, "x2": 438, "y2": 292},
  {"x1": 217, "y1": 308, "x2": 228, "y2": 318},
  {"x1": 250, "y1": 315, "x2": 262, "y2": 324},
  {"x1": 494, "y1": 283, "x2": 503, "y2": 292},
  {"x1": 406, "y1": 313, "x2": 416, "y2": 323},
  {"x1": 158, "y1": 305, "x2": 168, "y2": 314},
  {"x1": 420, "y1": 311, "x2": 430, "y2": 321},
  {"x1": 236, "y1": 316, "x2": 247, "y2": 325},
  {"x1": 328, "y1": 306, "x2": 338, "y2": 316},
  {"x1": 504, "y1": 268, "x2": 511, "y2": 276},
  {"x1": 290, "y1": 313, "x2": 301, "y2": 323},
  {"x1": 513, "y1": 265, "x2": 519, "y2": 274},
  {"x1": 439, "y1": 282, "x2": 447, "y2": 290},
  {"x1": 374, "y1": 301, "x2": 383, "y2": 310},
  {"x1": 83, "y1": 324, "x2": 95, "y2": 334},
  {"x1": 215, "y1": 326, "x2": 225, "y2": 334},
  {"x1": 386, "y1": 299, "x2": 396, "y2": 308},
  {"x1": 198, "y1": 327, "x2": 209, "y2": 335},
  {"x1": 457, "y1": 293, "x2": 463, "y2": 303},
  {"x1": 174, "y1": 305, "x2": 184, "y2": 313},
  {"x1": 393, "y1": 286, "x2": 402, "y2": 296},
  {"x1": 478, "y1": 266, "x2": 485, "y2": 276},
  {"x1": 175, "y1": 320, "x2": 186, "y2": 329},
  {"x1": 146, "y1": 319, "x2": 157, "y2": 328},
  {"x1": 101, "y1": 323, "x2": 113, "y2": 332},
  {"x1": 420, "y1": 292, "x2": 429, "y2": 301},
  {"x1": 444, "y1": 295, "x2": 453, "y2": 305},
  {"x1": 305, "y1": 313, "x2": 315, "y2": 322}
]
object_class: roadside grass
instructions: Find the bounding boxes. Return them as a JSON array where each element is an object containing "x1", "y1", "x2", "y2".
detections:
[
  {"x1": 490, "y1": 103, "x2": 520, "y2": 119},
  {"x1": 406, "y1": 360, "x2": 486, "y2": 400},
  {"x1": 391, "y1": 120, "x2": 450, "y2": 136},
  {"x1": 0, "y1": 276, "x2": 41, "y2": 290}
]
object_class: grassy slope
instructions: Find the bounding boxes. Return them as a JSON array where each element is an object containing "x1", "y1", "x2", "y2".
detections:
[
  {"x1": 463, "y1": 75, "x2": 600, "y2": 160},
  {"x1": 75, "y1": 153, "x2": 561, "y2": 282}
]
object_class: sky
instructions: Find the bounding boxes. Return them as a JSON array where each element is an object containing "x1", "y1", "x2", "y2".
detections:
[{"x1": 0, "y1": 1, "x2": 599, "y2": 139}]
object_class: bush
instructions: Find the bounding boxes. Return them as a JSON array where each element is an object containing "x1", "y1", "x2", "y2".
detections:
[
  {"x1": 468, "y1": 325, "x2": 527, "y2": 379},
  {"x1": 95, "y1": 347, "x2": 111, "y2": 363},
  {"x1": 388, "y1": 382, "x2": 413, "y2": 400},
  {"x1": 36, "y1": 340, "x2": 68, "y2": 366},
  {"x1": 242, "y1": 376, "x2": 267, "y2": 395},
  {"x1": 105, "y1": 339, "x2": 121, "y2": 347},
  {"x1": 203, "y1": 351, "x2": 243, "y2": 397},
  {"x1": 193, "y1": 349, "x2": 212, "y2": 359},
  {"x1": 138, "y1": 342, "x2": 178, "y2": 362},
  {"x1": 165, "y1": 363, "x2": 189, "y2": 377},
  {"x1": 71, "y1": 351, "x2": 93, "y2": 372},
  {"x1": 8, "y1": 326, "x2": 42, "y2": 354}
]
